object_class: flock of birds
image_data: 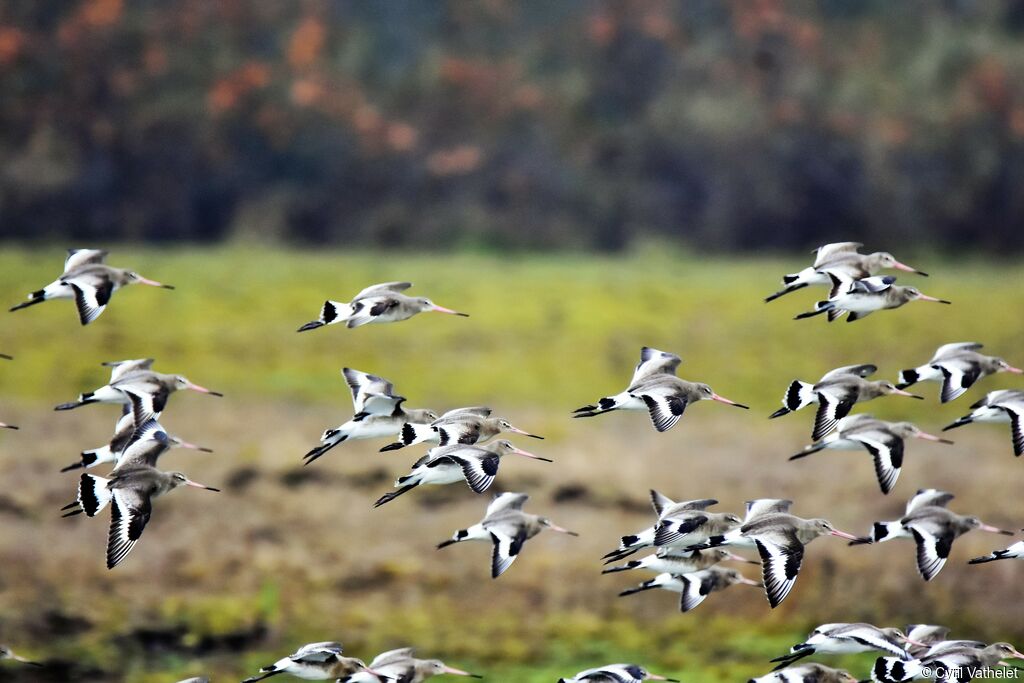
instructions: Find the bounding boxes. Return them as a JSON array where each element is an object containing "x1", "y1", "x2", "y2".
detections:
[{"x1": 1, "y1": 243, "x2": 1023, "y2": 682}]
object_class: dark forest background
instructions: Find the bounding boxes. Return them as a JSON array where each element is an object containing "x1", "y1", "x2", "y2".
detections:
[{"x1": 3, "y1": 0, "x2": 1024, "y2": 252}]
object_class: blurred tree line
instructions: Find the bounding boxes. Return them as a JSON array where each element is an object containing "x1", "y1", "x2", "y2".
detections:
[{"x1": 1, "y1": 0, "x2": 1024, "y2": 253}]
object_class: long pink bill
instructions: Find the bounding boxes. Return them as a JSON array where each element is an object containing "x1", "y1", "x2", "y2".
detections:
[
  {"x1": 915, "y1": 431, "x2": 954, "y2": 445},
  {"x1": 893, "y1": 261, "x2": 928, "y2": 276},
  {"x1": 547, "y1": 522, "x2": 579, "y2": 536},
  {"x1": 136, "y1": 275, "x2": 175, "y2": 289},
  {"x1": 894, "y1": 389, "x2": 925, "y2": 400},
  {"x1": 829, "y1": 528, "x2": 862, "y2": 541},
  {"x1": 432, "y1": 304, "x2": 470, "y2": 317},
  {"x1": 0, "y1": 422, "x2": 18, "y2": 430},
  {"x1": 442, "y1": 665, "x2": 483, "y2": 677},
  {"x1": 507, "y1": 425, "x2": 545, "y2": 439},
  {"x1": 175, "y1": 438, "x2": 215, "y2": 453},
  {"x1": 918, "y1": 294, "x2": 952, "y2": 304},
  {"x1": 512, "y1": 447, "x2": 553, "y2": 463},
  {"x1": 712, "y1": 393, "x2": 750, "y2": 409},
  {"x1": 1003, "y1": 365, "x2": 1023, "y2": 374},
  {"x1": 979, "y1": 523, "x2": 1015, "y2": 536},
  {"x1": 184, "y1": 478, "x2": 221, "y2": 492},
  {"x1": 726, "y1": 552, "x2": 760, "y2": 564},
  {"x1": 187, "y1": 381, "x2": 224, "y2": 397}
]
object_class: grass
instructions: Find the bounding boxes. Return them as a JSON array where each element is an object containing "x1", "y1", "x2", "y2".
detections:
[{"x1": 0, "y1": 245, "x2": 1023, "y2": 681}]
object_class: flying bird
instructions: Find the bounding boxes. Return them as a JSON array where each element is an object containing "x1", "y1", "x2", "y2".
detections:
[
  {"x1": 602, "y1": 547, "x2": 756, "y2": 575},
  {"x1": 770, "y1": 363, "x2": 922, "y2": 440},
  {"x1": 298, "y1": 281, "x2": 467, "y2": 331},
  {"x1": 790, "y1": 415, "x2": 953, "y2": 494},
  {"x1": 617, "y1": 565, "x2": 761, "y2": 612},
  {"x1": 897, "y1": 342, "x2": 1022, "y2": 403},
  {"x1": 969, "y1": 535, "x2": 1024, "y2": 565},
  {"x1": 849, "y1": 488, "x2": 1014, "y2": 580},
  {"x1": 303, "y1": 368, "x2": 437, "y2": 465},
  {"x1": 943, "y1": 390, "x2": 1024, "y2": 456},
  {"x1": 872, "y1": 642, "x2": 1024, "y2": 683},
  {"x1": 61, "y1": 430, "x2": 220, "y2": 569},
  {"x1": 768, "y1": 623, "x2": 916, "y2": 670},
  {"x1": 380, "y1": 407, "x2": 543, "y2": 452},
  {"x1": 693, "y1": 510, "x2": 859, "y2": 608},
  {"x1": 9, "y1": 249, "x2": 173, "y2": 325},
  {"x1": 60, "y1": 408, "x2": 212, "y2": 472},
  {"x1": 574, "y1": 347, "x2": 747, "y2": 432},
  {"x1": 436, "y1": 492, "x2": 577, "y2": 577},
  {"x1": 795, "y1": 274, "x2": 950, "y2": 323},
  {"x1": 346, "y1": 648, "x2": 481, "y2": 681},
  {"x1": 765, "y1": 241, "x2": 927, "y2": 303},
  {"x1": 601, "y1": 491, "x2": 740, "y2": 563},
  {"x1": 242, "y1": 642, "x2": 382, "y2": 682},
  {"x1": 374, "y1": 440, "x2": 551, "y2": 507},
  {"x1": 0, "y1": 645, "x2": 42, "y2": 667},
  {"x1": 748, "y1": 663, "x2": 857, "y2": 683},
  {"x1": 558, "y1": 663, "x2": 679, "y2": 682},
  {"x1": 53, "y1": 359, "x2": 222, "y2": 429}
]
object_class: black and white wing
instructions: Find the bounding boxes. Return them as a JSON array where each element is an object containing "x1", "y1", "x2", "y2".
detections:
[
  {"x1": 430, "y1": 450, "x2": 499, "y2": 494},
  {"x1": 630, "y1": 347, "x2": 682, "y2": 385},
  {"x1": 653, "y1": 513, "x2": 709, "y2": 546},
  {"x1": 488, "y1": 525, "x2": 529, "y2": 578},
  {"x1": 636, "y1": 386, "x2": 688, "y2": 432},
  {"x1": 107, "y1": 408, "x2": 137, "y2": 454},
  {"x1": 650, "y1": 489, "x2": 676, "y2": 516},
  {"x1": 106, "y1": 486, "x2": 154, "y2": 569},
  {"x1": 291, "y1": 641, "x2": 345, "y2": 662},
  {"x1": 63, "y1": 248, "x2": 109, "y2": 274},
  {"x1": 908, "y1": 523, "x2": 955, "y2": 581},
  {"x1": 852, "y1": 431, "x2": 905, "y2": 495},
  {"x1": 851, "y1": 275, "x2": 897, "y2": 294},
  {"x1": 115, "y1": 383, "x2": 168, "y2": 431},
  {"x1": 114, "y1": 423, "x2": 172, "y2": 471},
  {"x1": 754, "y1": 531, "x2": 805, "y2": 608},
  {"x1": 934, "y1": 359, "x2": 982, "y2": 403},
  {"x1": 62, "y1": 272, "x2": 115, "y2": 325},
  {"x1": 485, "y1": 492, "x2": 529, "y2": 517},
  {"x1": 744, "y1": 499, "x2": 794, "y2": 522},
  {"x1": 346, "y1": 296, "x2": 400, "y2": 328},
  {"x1": 434, "y1": 406, "x2": 492, "y2": 423},
  {"x1": 812, "y1": 387, "x2": 857, "y2": 440},
  {"x1": 832, "y1": 625, "x2": 908, "y2": 658},
  {"x1": 341, "y1": 368, "x2": 398, "y2": 415},
  {"x1": 352, "y1": 281, "x2": 413, "y2": 301},
  {"x1": 436, "y1": 421, "x2": 482, "y2": 446},
  {"x1": 999, "y1": 399, "x2": 1024, "y2": 456},
  {"x1": 678, "y1": 571, "x2": 715, "y2": 612}
]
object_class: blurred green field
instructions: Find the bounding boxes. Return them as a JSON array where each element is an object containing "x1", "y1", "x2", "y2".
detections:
[{"x1": 0, "y1": 245, "x2": 1022, "y2": 682}]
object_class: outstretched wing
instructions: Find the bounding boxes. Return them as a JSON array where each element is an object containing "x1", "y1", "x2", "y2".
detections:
[
  {"x1": 813, "y1": 242, "x2": 863, "y2": 267},
  {"x1": 63, "y1": 248, "x2": 109, "y2": 274},
  {"x1": 744, "y1": 499, "x2": 794, "y2": 522},
  {"x1": 650, "y1": 489, "x2": 676, "y2": 516},
  {"x1": 812, "y1": 387, "x2": 857, "y2": 440},
  {"x1": 352, "y1": 282, "x2": 413, "y2": 301},
  {"x1": 64, "y1": 274, "x2": 115, "y2": 325},
  {"x1": 489, "y1": 527, "x2": 529, "y2": 578},
  {"x1": 854, "y1": 432, "x2": 905, "y2": 495},
  {"x1": 935, "y1": 360, "x2": 982, "y2": 403},
  {"x1": 930, "y1": 342, "x2": 984, "y2": 362},
  {"x1": 342, "y1": 368, "x2": 396, "y2": 413},
  {"x1": 905, "y1": 489, "x2": 954, "y2": 514},
  {"x1": 637, "y1": 386, "x2": 688, "y2": 432},
  {"x1": 431, "y1": 452, "x2": 499, "y2": 494},
  {"x1": 104, "y1": 358, "x2": 155, "y2": 383},
  {"x1": 630, "y1": 347, "x2": 682, "y2": 385},
  {"x1": 755, "y1": 532, "x2": 805, "y2": 608},
  {"x1": 368, "y1": 648, "x2": 415, "y2": 668},
  {"x1": 106, "y1": 486, "x2": 153, "y2": 569},
  {"x1": 292, "y1": 642, "x2": 345, "y2": 662},
  {"x1": 908, "y1": 525, "x2": 954, "y2": 581},
  {"x1": 820, "y1": 364, "x2": 878, "y2": 381},
  {"x1": 485, "y1": 492, "x2": 529, "y2": 517}
]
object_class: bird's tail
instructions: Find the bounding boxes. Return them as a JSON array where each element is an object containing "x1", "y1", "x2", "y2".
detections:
[
  {"x1": 573, "y1": 392, "x2": 628, "y2": 418},
  {"x1": 297, "y1": 300, "x2": 348, "y2": 332},
  {"x1": 852, "y1": 521, "x2": 902, "y2": 545},
  {"x1": 303, "y1": 431, "x2": 347, "y2": 465},
  {"x1": 54, "y1": 391, "x2": 98, "y2": 411},
  {"x1": 384, "y1": 422, "x2": 434, "y2": 450},
  {"x1": 9, "y1": 289, "x2": 46, "y2": 312},
  {"x1": 242, "y1": 669, "x2": 284, "y2": 683},
  {"x1": 74, "y1": 473, "x2": 112, "y2": 517},
  {"x1": 601, "y1": 528, "x2": 653, "y2": 563},
  {"x1": 60, "y1": 449, "x2": 102, "y2": 473},
  {"x1": 773, "y1": 380, "x2": 815, "y2": 417},
  {"x1": 765, "y1": 267, "x2": 817, "y2": 302},
  {"x1": 896, "y1": 367, "x2": 921, "y2": 389}
]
